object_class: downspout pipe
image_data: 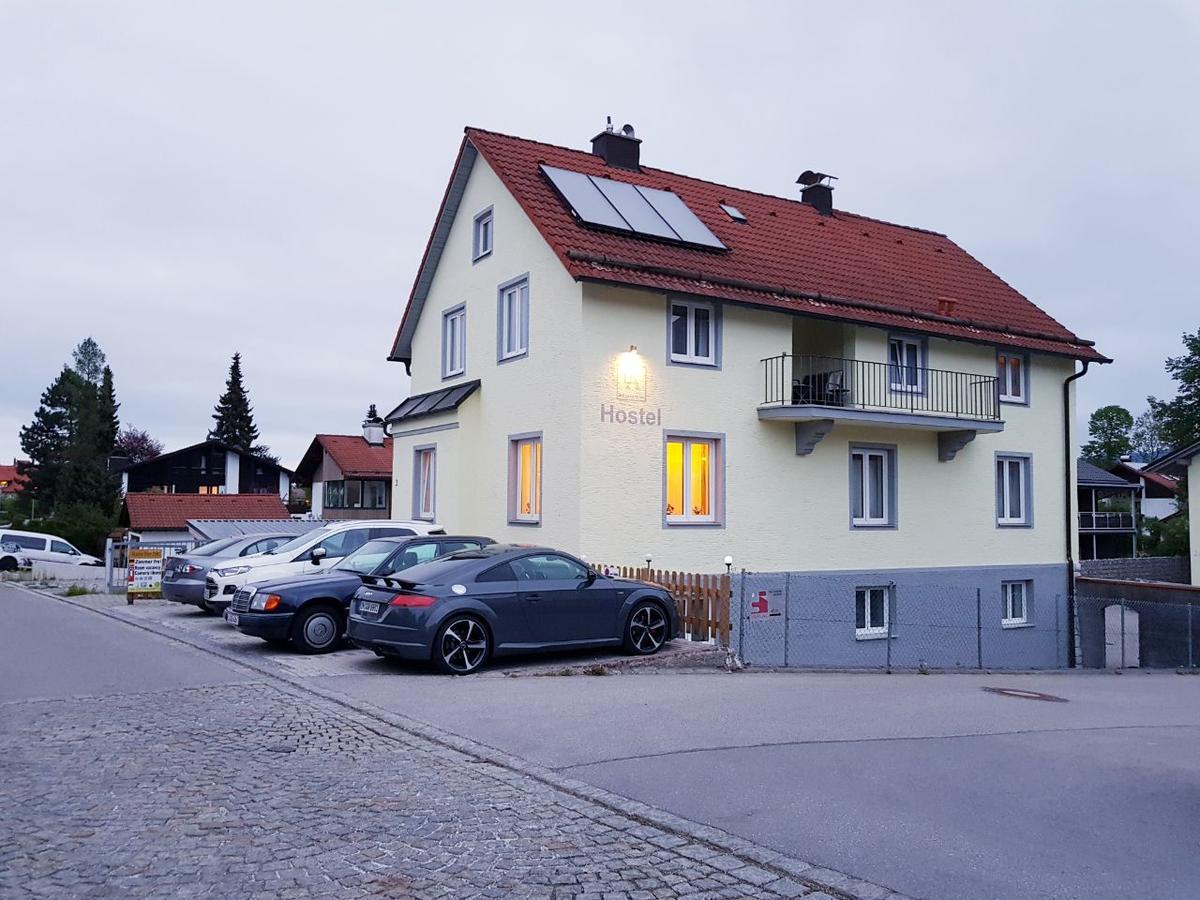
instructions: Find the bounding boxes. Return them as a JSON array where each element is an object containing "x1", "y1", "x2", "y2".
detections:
[{"x1": 1063, "y1": 360, "x2": 1091, "y2": 667}]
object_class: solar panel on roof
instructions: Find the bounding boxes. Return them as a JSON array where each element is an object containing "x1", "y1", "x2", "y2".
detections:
[
  {"x1": 539, "y1": 165, "x2": 726, "y2": 251},
  {"x1": 541, "y1": 166, "x2": 630, "y2": 232},
  {"x1": 637, "y1": 186, "x2": 726, "y2": 249},
  {"x1": 590, "y1": 177, "x2": 678, "y2": 239}
]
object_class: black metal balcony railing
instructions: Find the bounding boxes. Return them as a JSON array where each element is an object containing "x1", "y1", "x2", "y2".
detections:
[
  {"x1": 761, "y1": 354, "x2": 1002, "y2": 421},
  {"x1": 1079, "y1": 511, "x2": 1136, "y2": 531}
]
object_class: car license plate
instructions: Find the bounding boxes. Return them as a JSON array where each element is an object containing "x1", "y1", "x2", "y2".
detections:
[
  {"x1": 224, "y1": 611, "x2": 239, "y2": 626},
  {"x1": 358, "y1": 601, "x2": 380, "y2": 616}
]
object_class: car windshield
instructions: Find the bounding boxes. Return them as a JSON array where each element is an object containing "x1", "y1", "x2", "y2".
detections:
[
  {"x1": 262, "y1": 528, "x2": 324, "y2": 556},
  {"x1": 333, "y1": 540, "x2": 398, "y2": 575},
  {"x1": 189, "y1": 537, "x2": 242, "y2": 558}
]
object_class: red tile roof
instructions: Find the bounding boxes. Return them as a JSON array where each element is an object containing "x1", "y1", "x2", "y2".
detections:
[
  {"x1": 0, "y1": 465, "x2": 26, "y2": 494},
  {"x1": 396, "y1": 127, "x2": 1105, "y2": 363},
  {"x1": 120, "y1": 493, "x2": 290, "y2": 531},
  {"x1": 312, "y1": 435, "x2": 393, "y2": 479}
]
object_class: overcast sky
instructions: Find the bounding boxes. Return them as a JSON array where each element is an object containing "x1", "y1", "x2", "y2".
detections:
[{"x1": 2, "y1": 1, "x2": 1198, "y2": 468}]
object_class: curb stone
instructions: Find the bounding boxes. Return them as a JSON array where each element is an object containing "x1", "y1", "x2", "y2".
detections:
[{"x1": 20, "y1": 584, "x2": 914, "y2": 900}]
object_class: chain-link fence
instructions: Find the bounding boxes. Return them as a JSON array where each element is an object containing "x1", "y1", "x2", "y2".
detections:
[
  {"x1": 1074, "y1": 593, "x2": 1200, "y2": 670},
  {"x1": 733, "y1": 570, "x2": 1066, "y2": 670}
]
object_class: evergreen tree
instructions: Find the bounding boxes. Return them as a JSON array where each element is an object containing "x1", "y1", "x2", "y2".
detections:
[
  {"x1": 1148, "y1": 328, "x2": 1200, "y2": 450},
  {"x1": 209, "y1": 352, "x2": 261, "y2": 450},
  {"x1": 71, "y1": 337, "x2": 107, "y2": 385},
  {"x1": 1080, "y1": 405, "x2": 1133, "y2": 469},
  {"x1": 18, "y1": 367, "x2": 86, "y2": 510},
  {"x1": 59, "y1": 383, "x2": 120, "y2": 512},
  {"x1": 97, "y1": 366, "x2": 119, "y2": 454}
]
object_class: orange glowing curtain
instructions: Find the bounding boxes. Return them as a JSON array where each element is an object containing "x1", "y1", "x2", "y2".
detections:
[
  {"x1": 690, "y1": 441, "x2": 710, "y2": 516},
  {"x1": 665, "y1": 440, "x2": 683, "y2": 516}
]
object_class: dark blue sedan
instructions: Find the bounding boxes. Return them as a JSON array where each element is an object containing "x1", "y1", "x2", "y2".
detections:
[
  {"x1": 225, "y1": 535, "x2": 492, "y2": 653},
  {"x1": 346, "y1": 544, "x2": 677, "y2": 674}
]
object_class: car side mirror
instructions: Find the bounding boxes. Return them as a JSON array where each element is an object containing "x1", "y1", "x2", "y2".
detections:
[
  {"x1": 583, "y1": 569, "x2": 597, "y2": 586},
  {"x1": 311, "y1": 547, "x2": 327, "y2": 565}
]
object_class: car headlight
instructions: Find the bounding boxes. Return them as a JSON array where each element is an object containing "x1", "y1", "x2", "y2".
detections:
[
  {"x1": 250, "y1": 592, "x2": 283, "y2": 612},
  {"x1": 215, "y1": 565, "x2": 252, "y2": 577}
]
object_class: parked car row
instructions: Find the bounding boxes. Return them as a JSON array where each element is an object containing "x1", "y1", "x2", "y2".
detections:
[{"x1": 180, "y1": 518, "x2": 677, "y2": 675}]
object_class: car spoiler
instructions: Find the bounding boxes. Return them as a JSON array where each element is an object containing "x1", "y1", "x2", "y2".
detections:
[{"x1": 358, "y1": 574, "x2": 419, "y2": 591}]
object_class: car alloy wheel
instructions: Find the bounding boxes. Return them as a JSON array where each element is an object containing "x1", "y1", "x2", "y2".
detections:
[
  {"x1": 436, "y1": 616, "x2": 490, "y2": 675},
  {"x1": 293, "y1": 607, "x2": 341, "y2": 654},
  {"x1": 627, "y1": 602, "x2": 668, "y2": 655}
]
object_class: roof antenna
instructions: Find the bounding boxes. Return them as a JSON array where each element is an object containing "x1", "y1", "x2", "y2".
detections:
[{"x1": 605, "y1": 115, "x2": 614, "y2": 133}]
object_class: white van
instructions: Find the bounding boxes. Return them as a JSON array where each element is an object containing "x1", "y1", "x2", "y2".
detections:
[
  {"x1": 0, "y1": 530, "x2": 103, "y2": 566},
  {"x1": 203, "y1": 520, "x2": 444, "y2": 612}
]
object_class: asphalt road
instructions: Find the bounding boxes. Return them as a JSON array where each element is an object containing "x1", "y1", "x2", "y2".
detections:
[
  {"x1": 326, "y1": 663, "x2": 1200, "y2": 900},
  {"x1": 0, "y1": 583, "x2": 253, "y2": 701}
]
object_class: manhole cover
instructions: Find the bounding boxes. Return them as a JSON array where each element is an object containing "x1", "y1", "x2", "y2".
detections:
[{"x1": 981, "y1": 686, "x2": 1067, "y2": 703}]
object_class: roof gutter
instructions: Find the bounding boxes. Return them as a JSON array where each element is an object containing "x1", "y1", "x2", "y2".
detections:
[
  {"x1": 566, "y1": 250, "x2": 1106, "y2": 357},
  {"x1": 1063, "y1": 360, "x2": 1091, "y2": 667}
]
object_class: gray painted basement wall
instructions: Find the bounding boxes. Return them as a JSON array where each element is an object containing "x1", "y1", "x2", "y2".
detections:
[{"x1": 732, "y1": 563, "x2": 1069, "y2": 670}]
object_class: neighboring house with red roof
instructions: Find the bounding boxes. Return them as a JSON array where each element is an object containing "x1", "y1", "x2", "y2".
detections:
[
  {"x1": 1109, "y1": 458, "x2": 1182, "y2": 521},
  {"x1": 118, "y1": 492, "x2": 291, "y2": 543},
  {"x1": 293, "y1": 408, "x2": 394, "y2": 520},
  {"x1": 115, "y1": 439, "x2": 291, "y2": 500},
  {"x1": 0, "y1": 462, "x2": 28, "y2": 499},
  {"x1": 384, "y1": 123, "x2": 1105, "y2": 668}
]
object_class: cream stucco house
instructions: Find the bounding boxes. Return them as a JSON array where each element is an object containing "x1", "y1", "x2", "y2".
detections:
[{"x1": 383, "y1": 124, "x2": 1107, "y2": 664}]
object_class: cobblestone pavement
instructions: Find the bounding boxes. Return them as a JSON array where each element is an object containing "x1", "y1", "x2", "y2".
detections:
[{"x1": 1, "y1": 679, "x2": 836, "y2": 899}]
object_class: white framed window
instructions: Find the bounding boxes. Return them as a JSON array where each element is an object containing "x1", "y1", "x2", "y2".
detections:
[
  {"x1": 1002, "y1": 581, "x2": 1030, "y2": 626},
  {"x1": 472, "y1": 207, "x2": 493, "y2": 261},
  {"x1": 664, "y1": 434, "x2": 723, "y2": 525},
  {"x1": 996, "y1": 455, "x2": 1031, "y2": 526},
  {"x1": 413, "y1": 447, "x2": 436, "y2": 521},
  {"x1": 996, "y1": 351, "x2": 1027, "y2": 404},
  {"x1": 888, "y1": 335, "x2": 924, "y2": 392},
  {"x1": 498, "y1": 277, "x2": 529, "y2": 362},
  {"x1": 669, "y1": 299, "x2": 717, "y2": 366},
  {"x1": 509, "y1": 434, "x2": 542, "y2": 524},
  {"x1": 442, "y1": 305, "x2": 466, "y2": 379},
  {"x1": 855, "y1": 586, "x2": 890, "y2": 639},
  {"x1": 850, "y1": 446, "x2": 895, "y2": 527}
]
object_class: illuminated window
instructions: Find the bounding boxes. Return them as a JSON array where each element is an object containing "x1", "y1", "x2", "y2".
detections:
[
  {"x1": 198, "y1": 485, "x2": 225, "y2": 495},
  {"x1": 509, "y1": 434, "x2": 542, "y2": 524},
  {"x1": 997, "y1": 351, "x2": 1027, "y2": 404},
  {"x1": 665, "y1": 434, "x2": 721, "y2": 525},
  {"x1": 669, "y1": 299, "x2": 717, "y2": 366},
  {"x1": 413, "y1": 448, "x2": 436, "y2": 521}
]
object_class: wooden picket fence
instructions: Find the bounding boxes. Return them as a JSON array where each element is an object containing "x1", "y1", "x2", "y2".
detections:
[{"x1": 597, "y1": 565, "x2": 732, "y2": 646}]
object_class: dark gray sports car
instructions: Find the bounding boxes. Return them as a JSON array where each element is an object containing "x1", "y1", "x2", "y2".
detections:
[{"x1": 346, "y1": 544, "x2": 677, "y2": 674}]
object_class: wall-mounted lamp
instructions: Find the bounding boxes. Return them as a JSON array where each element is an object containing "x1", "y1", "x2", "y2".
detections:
[
  {"x1": 616, "y1": 345, "x2": 647, "y2": 401},
  {"x1": 724, "y1": 555, "x2": 734, "y2": 575}
]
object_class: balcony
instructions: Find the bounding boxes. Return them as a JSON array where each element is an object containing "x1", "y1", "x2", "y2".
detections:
[
  {"x1": 758, "y1": 354, "x2": 1005, "y2": 460},
  {"x1": 1078, "y1": 511, "x2": 1136, "y2": 531}
]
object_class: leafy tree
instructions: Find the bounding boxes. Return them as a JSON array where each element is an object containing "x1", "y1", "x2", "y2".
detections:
[
  {"x1": 1081, "y1": 405, "x2": 1133, "y2": 469},
  {"x1": 71, "y1": 337, "x2": 107, "y2": 385},
  {"x1": 29, "y1": 502, "x2": 116, "y2": 556},
  {"x1": 209, "y1": 352, "x2": 261, "y2": 450},
  {"x1": 1140, "y1": 511, "x2": 1189, "y2": 558},
  {"x1": 114, "y1": 426, "x2": 163, "y2": 463},
  {"x1": 1148, "y1": 328, "x2": 1200, "y2": 450},
  {"x1": 18, "y1": 366, "x2": 85, "y2": 510},
  {"x1": 1130, "y1": 408, "x2": 1168, "y2": 462}
]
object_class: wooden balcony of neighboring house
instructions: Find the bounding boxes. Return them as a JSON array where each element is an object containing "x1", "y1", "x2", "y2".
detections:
[{"x1": 758, "y1": 353, "x2": 1005, "y2": 460}]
